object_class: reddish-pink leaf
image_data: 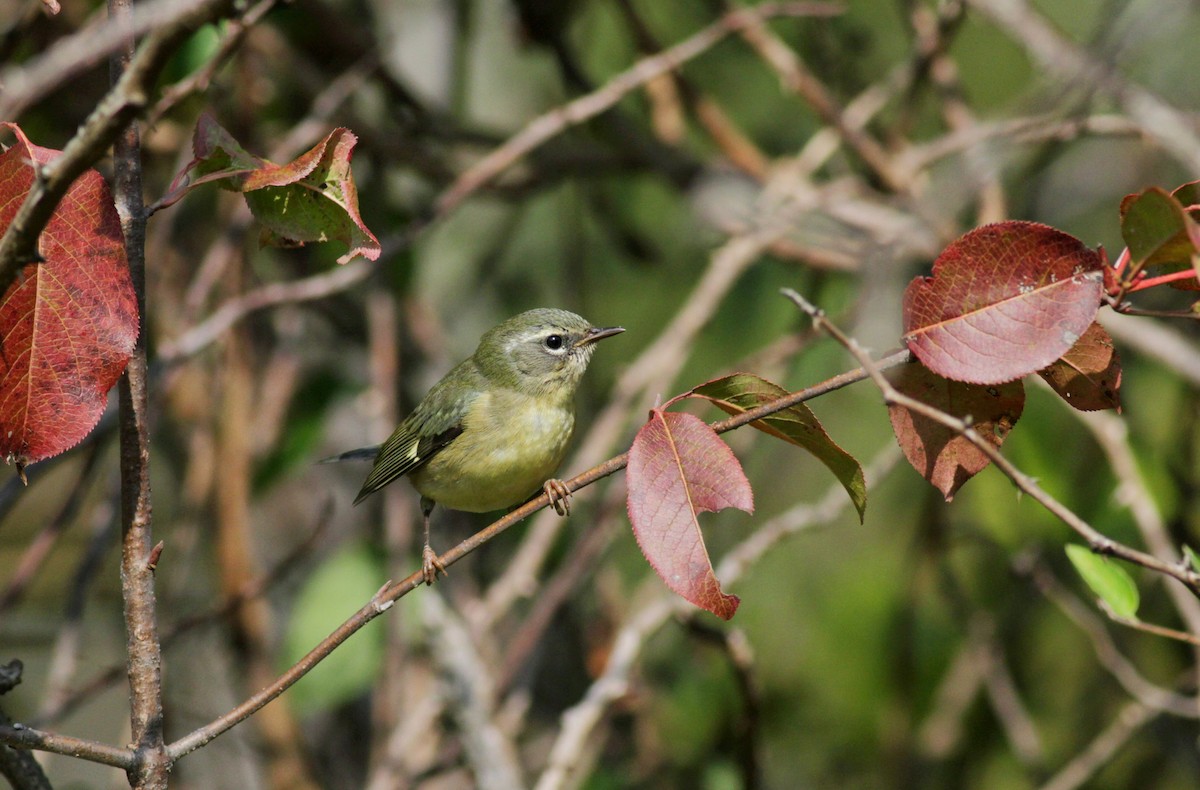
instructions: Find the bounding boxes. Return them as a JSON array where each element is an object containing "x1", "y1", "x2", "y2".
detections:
[
  {"x1": 0, "y1": 124, "x2": 137, "y2": 466},
  {"x1": 626, "y1": 410, "x2": 753, "y2": 620},
  {"x1": 903, "y1": 222, "x2": 1104, "y2": 385},
  {"x1": 174, "y1": 113, "x2": 380, "y2": 264},
  {"x1": 887, "y1": 363, "x2": 1024, "y2": 500},
  {"x1": 1037, "y1": 321, "x2": 1122, "y2": 412}
]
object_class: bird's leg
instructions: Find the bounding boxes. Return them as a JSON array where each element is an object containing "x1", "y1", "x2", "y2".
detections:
[
  {"x1": 419, "y1": 497, "x2": 447, "y2": 585},
  {"x1": 543, "y1": 478, "x2": 572, "y2": 516}
]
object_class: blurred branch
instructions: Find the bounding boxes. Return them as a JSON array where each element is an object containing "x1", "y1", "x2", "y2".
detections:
[
  {"x1": 1038, "y1": 701, "x2": 1156, "y2": 790},
  {"x1": 0, "y1": 0, "x2": 228, "y2": 119},
  {"x1": 724, "y1": 0, "x2": 905, "y2": 192},
  {"x1": 0, "y1": 661, "x2": 52, "y2": 790},
  {"x1": 33, "y1": 504, "x2": 331, "y2": 729},
  {"x1": 0, "y1": 441, "x2": 105, "y2": 615},
  {"x1": 146, "y1": 0, "x2": 279, "y2": 125},
  {"x1": 783, "y1": 289, "x2": 1200, "y2": 597},
  {"x1": 158, "y1": 257, "x2": 372, "y2": 363},
  {"x1": 1021, "y1": 557, "x2": 1199, "y2": 718},
  {"x1": 434, "y1": 2, "x2": 843, "y2": 217},
  {"x1": 1099, "y1": 311, "x2": 1200, "y2": 388},
  {"x1": 424, "y1": 593, "x2": 524, "y2": 789},
  {"x1": 1077, "y1": 409, "x2": 1200, "y2": 641},
  {"x1": 966, "y1": 0, "x2": 1200, "y2": 172}
]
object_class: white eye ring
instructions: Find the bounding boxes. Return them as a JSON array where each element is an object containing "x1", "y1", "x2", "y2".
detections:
[{"x1": 544, "y1": 334, "x2": 565, "y2": 351}]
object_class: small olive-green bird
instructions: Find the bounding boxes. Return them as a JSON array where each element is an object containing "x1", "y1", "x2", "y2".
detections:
[{"x1": 339, "y1": 308, "x2": 623, "y2": 584}]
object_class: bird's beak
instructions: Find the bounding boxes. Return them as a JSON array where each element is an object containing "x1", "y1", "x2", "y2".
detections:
[{"x1": 575, "y1": 325, "x2": 624, "y2": 347}]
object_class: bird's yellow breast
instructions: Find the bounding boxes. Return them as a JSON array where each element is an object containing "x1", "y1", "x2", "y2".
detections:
[{"x1": 409, "y1": 389, "x2": 575, "y2": 513}]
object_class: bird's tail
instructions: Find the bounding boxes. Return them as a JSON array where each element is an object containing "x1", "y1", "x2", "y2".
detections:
[{"x1": 318, "y1": 445, "x2": 381, "y2": 464}]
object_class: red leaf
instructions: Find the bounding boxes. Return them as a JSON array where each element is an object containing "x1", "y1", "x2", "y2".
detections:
[
  {"x1": 626, "y1": 410, "x2": 752, "y2": 619},
  {"x1": 174, "y1": 113, "x2": 380, "y2": 264},
  {"x1": 886, "y1": 363, "x2": 1024, "y2": 500},
  {"x1": 903, "y1": 222, "x2": 1104, "y2": 385},
  {"x1": 0, "y1": 124, "x2": 137, "y2": 466},
  {"x1": 1036, "y1": 321, "x2": 1122, "y2": 412}
]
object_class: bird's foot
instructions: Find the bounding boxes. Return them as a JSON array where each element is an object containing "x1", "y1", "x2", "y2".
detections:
[
  {"x1": 422, "y1": 545, "x2": 447, "y2": 586},
  {"x1": 544, "y1": 478, "x2": 572, "y2": 516}
]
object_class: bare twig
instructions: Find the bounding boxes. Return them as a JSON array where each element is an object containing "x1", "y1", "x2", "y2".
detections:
[
  {"x1": 146, "y1": 0, "x2": 280, "y2": 125},
  {"x1": 32, "y1": 504, "x2": 332, "y2": 729},
  {"x1": 0, "y1": 0, "x2": 229, "y2": 120},
  {"x1": 0, "y1": 722, "x2": 133, "y2": 770},
  {"x1": 725, "y1": 0, "x2": 905, "y2": 192}
]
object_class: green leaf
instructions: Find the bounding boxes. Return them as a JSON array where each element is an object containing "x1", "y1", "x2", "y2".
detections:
[
  {"x1": 282, "y1": 542, "x2": 387, "y2": 715},
  {"x1": 1184, "y1": 545, "x2": 1200, "y2": 575},
  {"x1": 1119, "y1": 187, "x2": 1200, "y2": 278},
  {"x1": 1065, "y1": 544, "x2": 1140, "y2": 619},
  {"x1": 691, "y1": 373, "x2": 866, "y2": 521}
]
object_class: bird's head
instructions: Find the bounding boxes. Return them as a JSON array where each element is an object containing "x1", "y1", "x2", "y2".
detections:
[{"x1": 475, "y1": 308, "x2": 623, "y2": 397}]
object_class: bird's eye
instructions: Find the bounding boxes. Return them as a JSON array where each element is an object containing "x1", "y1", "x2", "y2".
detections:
[{"x1": 544, "y1": 334, "x2": 565, "y2": 351}]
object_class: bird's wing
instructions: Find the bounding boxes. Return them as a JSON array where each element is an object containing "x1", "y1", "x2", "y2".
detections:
[{"x1": 352, "y1": 376, "x2": 475, "y2": 505}]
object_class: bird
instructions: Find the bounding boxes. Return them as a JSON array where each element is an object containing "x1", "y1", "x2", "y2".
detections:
[{"x1": 336, "y1": 308, "x2": 623, "y2": 585}]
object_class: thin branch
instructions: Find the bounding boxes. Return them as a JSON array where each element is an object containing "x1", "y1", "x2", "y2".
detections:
[
  {"x1": 0, "y1": 723, "x2": 134, "y2": 770},
  {"x1": 433, "y1": 2, "x2": 842, "y2": 216},
  {"x1": 724, "y1": 0, "x2": 905, "y2": 192},
  {"x1": 111, "y1": 0, "x2": 169, "y2": 783},
  {"x1": 31, "y1": 504, "x2": 332, "y2": 729},
  {"x1": 146, "y1": 0, "x2": 280, "y2": 125},
  {"x1": 782, "y1": 288, "x2": 1200, "y2": 597}
]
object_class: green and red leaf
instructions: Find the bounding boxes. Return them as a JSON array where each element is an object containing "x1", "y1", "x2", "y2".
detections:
[
  {"x1": 691, "y1": 373, "x2": 865, "y2": 522},
  {"x1": 172, "y1": 113, "x2": 380, "y2": 264},
  {"x1": 626, "y1": 410, "x2": 752, "y2": 619},
  {"x1": 1119, "y1": 186, "x2": 1200, "y2": 290},
  {"x1": 903, "y1": 222, "x2": 1104, "y2": 385},
  {"x1": 0, "y1": 123, "x2": 138, "y2": 467},
  {"x1": 887, "y1": 362, "x2": 1024, "y2": 500}
]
